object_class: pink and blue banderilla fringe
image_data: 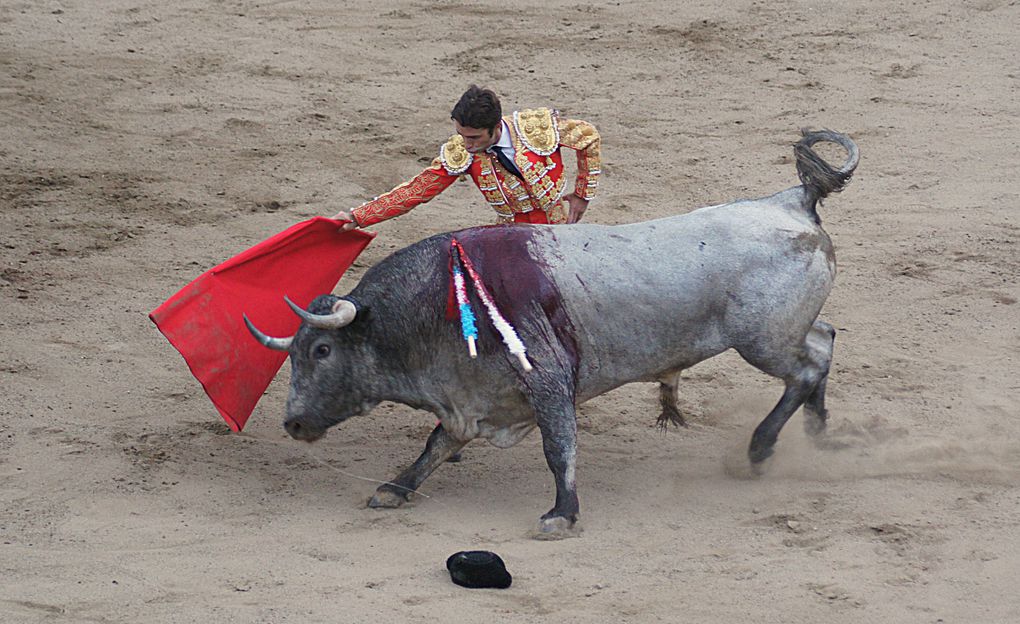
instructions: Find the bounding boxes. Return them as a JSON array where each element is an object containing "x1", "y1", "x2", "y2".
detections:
[
  {"x1": 452, "y1": 262, "x2": 478, "y2": 357},
  {"x1": 450, "y1": 238, "x2": 533, "y2": 372}
]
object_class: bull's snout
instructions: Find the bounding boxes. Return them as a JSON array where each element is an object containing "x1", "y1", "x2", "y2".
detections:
[{"x1": 284, "y1": 417, "x2": 326, "y2": 442}]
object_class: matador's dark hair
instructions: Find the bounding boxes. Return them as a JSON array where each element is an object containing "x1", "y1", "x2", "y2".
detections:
[{"x1": 451, "y1": 85, "x2": 502, "y2": 135}]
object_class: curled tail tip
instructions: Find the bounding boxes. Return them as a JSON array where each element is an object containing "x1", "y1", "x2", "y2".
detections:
[{"x1": 794, "y1": 128, "x2": 859, "y2": 200}]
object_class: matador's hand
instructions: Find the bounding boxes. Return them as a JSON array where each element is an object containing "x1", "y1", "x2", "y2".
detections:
[
  {"x1": 565, "y1": 193, "x2": 589, "y2": 224},
  {"x1": 331, "y1": 210, "x2": 360, "y2": 232}
]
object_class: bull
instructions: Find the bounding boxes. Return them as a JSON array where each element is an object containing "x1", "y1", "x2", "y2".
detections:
[{"x1": 245, "y1": 129, "x2": 859, "y2": 538}]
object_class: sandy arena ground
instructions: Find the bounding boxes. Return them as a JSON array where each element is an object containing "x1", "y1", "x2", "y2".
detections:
[{"x1": 2, "y1": 1, "x2": 1019, "y2": 622}]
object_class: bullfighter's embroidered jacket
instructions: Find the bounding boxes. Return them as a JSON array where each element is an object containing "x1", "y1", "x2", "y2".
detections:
[{"x1": 351, "y1": 108, "x2": 601, "y2": 226}]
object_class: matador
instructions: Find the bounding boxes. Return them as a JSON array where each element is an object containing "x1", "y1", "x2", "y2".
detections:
[{"x1": 335, "y1": 86, "x2": 601, "y2": 229}]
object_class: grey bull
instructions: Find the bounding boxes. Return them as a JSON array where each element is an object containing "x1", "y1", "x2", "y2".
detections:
[{"x1": 246, "y1": 129, "x2": 859, "y2": 537}]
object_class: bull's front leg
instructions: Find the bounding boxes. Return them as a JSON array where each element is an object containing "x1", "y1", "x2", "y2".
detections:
[
  {"x1": 533, "y1": 397, "x2": 581, "y2": 540},
  {"x1": 368, "y1": 423, "x2": 465, "y2": 509}
]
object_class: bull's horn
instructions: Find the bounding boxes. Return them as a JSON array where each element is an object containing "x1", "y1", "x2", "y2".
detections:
[
  {"x1": 243, "y1": 314, "x2": 293, "y2": 351},
  {"x1": 285, "y1": 295, "x2": 357, "y2": 329}
]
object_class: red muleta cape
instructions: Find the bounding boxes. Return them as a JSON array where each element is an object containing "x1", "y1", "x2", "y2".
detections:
[{"x1": 149, "y1": 217, "x2": 375, "y2": 432}]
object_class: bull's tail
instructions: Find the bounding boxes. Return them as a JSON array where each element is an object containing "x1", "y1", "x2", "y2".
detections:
[{"x1": 794, "y1": 129, "x2": 859, "y2": 204}]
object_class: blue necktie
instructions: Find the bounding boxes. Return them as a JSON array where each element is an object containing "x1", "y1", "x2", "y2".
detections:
[{"x1": 490, "y1": 146, "x2": 523, "y2": 180}]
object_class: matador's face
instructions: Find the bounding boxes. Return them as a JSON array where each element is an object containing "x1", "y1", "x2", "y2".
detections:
[{"x1": 455, "y1": 120, "x2": 499, "y2": 154}]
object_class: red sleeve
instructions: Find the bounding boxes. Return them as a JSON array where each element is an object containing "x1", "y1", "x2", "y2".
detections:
[{"x1": 351, "y1": 159, "x2": 459, "y2": 227}]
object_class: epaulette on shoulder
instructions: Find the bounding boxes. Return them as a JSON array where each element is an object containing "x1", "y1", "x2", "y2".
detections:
[
  {"x1": 513, "y1": 108, "x2": 559, "y2": 156},
  {"x1": 439, "y1": 134, "x2": 473, "y2": 174}
]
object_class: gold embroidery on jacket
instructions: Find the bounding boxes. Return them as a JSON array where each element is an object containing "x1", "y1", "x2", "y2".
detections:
[
  {"x1": 547, "y1": 199, "x2": 567, "y2": 224},
  {"x1": 501, "y1": 116, "x2": 564, "y2": 217},
  {"x1": 557, "y1": 117, "x2": 601, "y2": 201},
  {"x1": 477, "y1": 158, "x2": 513, "y2": 216}
]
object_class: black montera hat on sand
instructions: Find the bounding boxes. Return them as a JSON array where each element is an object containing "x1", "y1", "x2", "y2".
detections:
[{"x1": 446, "y1": 551, "x2": 512, "y2": 589}]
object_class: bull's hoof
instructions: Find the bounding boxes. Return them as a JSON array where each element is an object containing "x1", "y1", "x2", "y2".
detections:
[
  {"x1": 531, "y1": 515, "x2": 581, "y2": 541},
  {"x1": 368, "y1": 487, "x2": 409, "y2": 509},
  {"x1": 749, "y1": 457, "x2": 771, "y2": 477},
  {"x1": 748, "y1": 445, "x2": 774, "y2": 476},
  {"x1": 803, "y1": 410, "x2": 828, "y2": 438}
]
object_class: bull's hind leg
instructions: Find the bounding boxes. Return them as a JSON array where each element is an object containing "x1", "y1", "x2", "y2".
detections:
[
  {"x1": 739, "y1": 323, "x2": 833, "y2": 470},
  {"x1": 368, "y1": 423, "x2": 465, "y2": 508},
  {"x1": 656, "y1": 369, "x2": 687, "y2": 430},
  {"x1": 747, "y1": 382, "x2": 812, "y2": 468},
  {"x1": 802, "y1": 320, "x2": 835, "y2": 438}
]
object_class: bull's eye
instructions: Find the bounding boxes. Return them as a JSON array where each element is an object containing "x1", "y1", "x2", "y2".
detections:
[{"x1": 313, "y1": 344, "x2": 331, "y2": 359}]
